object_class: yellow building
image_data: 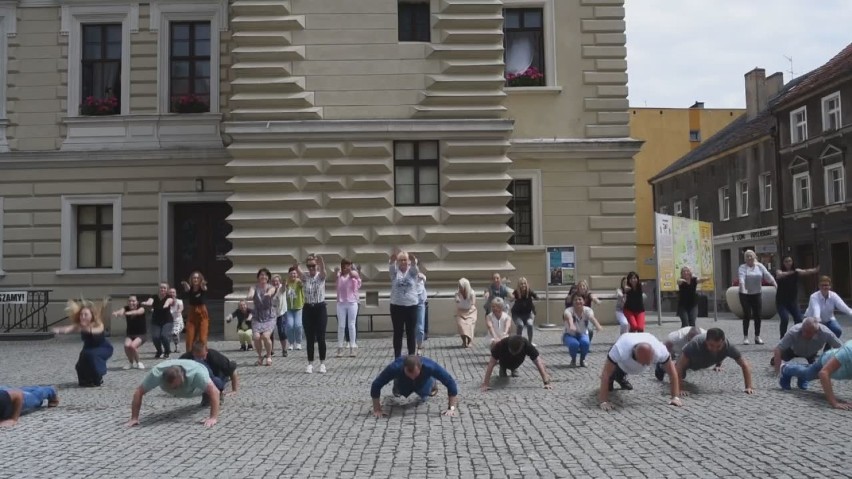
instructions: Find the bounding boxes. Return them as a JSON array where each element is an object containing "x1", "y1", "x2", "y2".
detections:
[{"x1": 631, "y1": 104, "x2": 744, "y2": 279}]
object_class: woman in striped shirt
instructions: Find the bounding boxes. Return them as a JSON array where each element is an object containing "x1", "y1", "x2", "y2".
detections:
[{"x1": 297, "y1": 254, "x2": 329, "y2": 374}]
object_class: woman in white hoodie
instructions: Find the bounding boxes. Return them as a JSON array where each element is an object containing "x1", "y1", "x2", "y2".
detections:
[{"x1": 805, "y1": 275, "x2": 852, "y2": 339}]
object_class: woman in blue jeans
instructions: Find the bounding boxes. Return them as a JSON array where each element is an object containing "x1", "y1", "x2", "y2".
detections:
[
  {"x1": 774, "y1": 257, "x2": 819, "y2": 339},
  {"x1": 562, "y1": 294, "x2": 602, "y2": 367},
  {"x1": 415, "y1": 273, "x2": 428, "y2": 355}
]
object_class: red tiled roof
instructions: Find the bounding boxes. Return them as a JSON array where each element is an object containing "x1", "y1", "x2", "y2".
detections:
[{"x1": 772, "y1": 42, "x2": 852, "y2": 110}]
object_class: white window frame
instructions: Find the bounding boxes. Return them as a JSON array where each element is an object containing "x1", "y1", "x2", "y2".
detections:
[
  {"x1": 507, "y1": 169, "x2": 543, "y2": 248},
  {"x1": 736, "y1": 180, "x2": 749, "y2": 217},
  {"x1": 822, "y1": 92, "x2": 842, "y2": 132},
  {"x1": 759, "y1": 172, "x2": 772, "y2": 212},
  {"x1": 58, "y1": 195, "x2": 123, "y2": 275},
  {"x1": 718, "y1": 186, "x2": 730, "y2": 221},
  {"x1": 151, "y1": 0, "x2": 226, "y2": 114},
  {"x1": 61, "y1": 5, "x2": 138, "y2": 117},
  {"x1": 502, "y1": 0, "x2": 558, "y2": 89},
  {"x1": 825, "y1": 164, "x2": 846, "y2": 205},
  {"x1": 673, "y1": 201, "x2": 682, "y2": 217},
  {"x1": 790, "y1": 106, "x2": 808, "y2": 144},
  {"x1": 0, "y1": 5, "x2": 16, "y2": 152},
  {"x1": 689, "y1": 196, "x2": 698, "y2": 220},
  {"x1": 792, "y1": 172, "x2": 811, "y2": 212}
]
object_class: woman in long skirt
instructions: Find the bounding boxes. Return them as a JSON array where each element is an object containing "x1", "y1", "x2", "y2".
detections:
[{"x1": 455, "y1": 278, "x2": 477, "y2": 348}]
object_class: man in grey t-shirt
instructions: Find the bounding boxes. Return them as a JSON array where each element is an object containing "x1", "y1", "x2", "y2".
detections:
[
  {"x1": 674, "y1": 328, "x2": 755, "y2": 395},
  {"x1": 771, "y1": 317, "x2": 841, "y2": 375}
]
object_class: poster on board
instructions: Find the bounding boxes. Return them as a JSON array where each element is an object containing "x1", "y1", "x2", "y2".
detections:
[
  {"x1": 547, "y1": 246, "x2": 576, "y2": 286},
  {"x1": 655, "y1": 213, "x2": 715, "y2": 292}
]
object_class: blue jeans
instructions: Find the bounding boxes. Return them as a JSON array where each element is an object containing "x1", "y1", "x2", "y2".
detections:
[
  {"x1": 563, "y1": 332, "x2": 590, "y2": 361},
  {"x1": 825, "y1": 319, "x2": 843, "y2": 338},
  {"x1": 783, "y1": 358, "x2": 825, "y2": 383},
  {"x1": 276, "y1": 315, "x2": 288, "y2": 341},
  {"x1": 285, "y1": 309, "x2": 304, "y2": 344},
  {"x1": 0, "y1": 386, "x2": 57, "y2": 412},
  {"x1": 777, "y1": 301, "x2": 803, "y2": 339},
  {"x1": 394, "y1": 376, "x2": 434, "y2": 401},
  {"x1": 416, "y1": 302, "x2": 427, "y2": 345}
]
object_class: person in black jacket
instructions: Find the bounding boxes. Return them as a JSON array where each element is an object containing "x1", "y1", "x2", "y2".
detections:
[
  {"x1": 180, "y1": 342, "x2": 239, "y2": 405},
  {"x1": 511, "y1": 277, "x2": 538, "y2": 346}
]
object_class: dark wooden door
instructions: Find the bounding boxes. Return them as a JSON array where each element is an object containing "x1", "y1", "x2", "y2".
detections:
[
  {"x1": 173, "y1": 203, "x2": 233, "y2": 300},
  {"x1": 831, "y1": 242, "x2": 851, "y2": 299}
]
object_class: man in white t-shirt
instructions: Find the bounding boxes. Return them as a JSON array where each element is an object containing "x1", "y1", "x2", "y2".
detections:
[{"x1": 598, "y1": 332, "x2": 682, "y2": 411}]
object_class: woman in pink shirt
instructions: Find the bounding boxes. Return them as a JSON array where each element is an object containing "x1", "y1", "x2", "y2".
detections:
[{"x1": 336, "y1": 258, "x2": 362, "y2": 357}]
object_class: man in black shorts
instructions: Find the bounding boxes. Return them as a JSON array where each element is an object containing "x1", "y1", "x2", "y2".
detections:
[
  {"x1": 674, "y1": 328, "x2": 755, "y2": 395},
  {"x1": 480, "y1": 336, "x2": 553, "y2": 391}
]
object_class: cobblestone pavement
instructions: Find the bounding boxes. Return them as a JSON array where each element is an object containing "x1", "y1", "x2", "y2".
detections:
[{"x1": 1, "y1": 315, "x2": 851, "y2": 478}]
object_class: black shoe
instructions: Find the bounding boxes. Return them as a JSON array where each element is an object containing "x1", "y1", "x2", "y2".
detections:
[
  {"x1": 247, "y1": 345, "x2": 253, "y2": 351},
  {"x1": 769, "y1": 356, "x2": 776, "y2": 366},
  {"x1": 654, "y1": 366, "x2": 665, "y2": 381},
  {"x1": 579, "y1": 360, "x2": 587, "y2": 368},
  {"x1": 282, "y1": 350, "x2": 288, "y2": 357},
  {"x1": 616, "y1": 378, "x2": 633, "y2": 390},
  {"x1": 154, "y1": 352, "x2": 162, "y2": 359},
  {"x1": 240, "y1": 345, "x2": 246, "y2": 351},
  {"x1": 499, "y1": 366, "x2": 508, "y2": 377},
  {"x1": 570, "y1": 358, "x2": 576, "y2": 367},
  {"x1": 163, "y1": 353, "x2": 170, "y2": 359},
  {"x1": 511, "y1": 369, "x2": 519, "y2": 377}
]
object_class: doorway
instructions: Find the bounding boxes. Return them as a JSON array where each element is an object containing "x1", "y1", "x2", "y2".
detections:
[
  {"x1": 172, "y1": 202, "x2": 233, "y2": 336},
  {"x1": 830, "y1": 242, "x2": 851, "y2": 299}
]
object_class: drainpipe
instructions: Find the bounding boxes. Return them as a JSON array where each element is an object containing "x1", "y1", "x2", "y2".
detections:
[{"x1": 771, "y1": 126, "x2": 785, "y2": 257}]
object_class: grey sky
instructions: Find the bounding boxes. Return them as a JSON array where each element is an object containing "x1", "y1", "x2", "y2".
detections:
[{"x1": 625, "y1": 0, "x2": 852, "y2": 108}]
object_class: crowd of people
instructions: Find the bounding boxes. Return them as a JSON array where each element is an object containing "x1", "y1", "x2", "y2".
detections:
[{"x1": 3, "y1": 249, "x2": 852, "y2": 428}]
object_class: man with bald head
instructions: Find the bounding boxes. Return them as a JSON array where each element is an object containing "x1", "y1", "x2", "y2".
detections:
[
  {"x1": 598, "y1": 332, "x2": 682, "y2": 411},
  {"x1": 772, "y1": 317, "x2": 841, "y2": 373}
]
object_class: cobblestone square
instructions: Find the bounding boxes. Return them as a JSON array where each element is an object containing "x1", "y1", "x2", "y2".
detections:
[{"x1": 1, "y1": 315, "x2": 850, "y2": 478}]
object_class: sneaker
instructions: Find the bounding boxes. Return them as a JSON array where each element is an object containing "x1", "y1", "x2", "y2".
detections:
[
  {"x1": 288, "y1": 345, "x2": 294, "y2": 351},
  {"x1": 154, "y1": 352, "x2": 162, "y2": 359},
  {"x1": 531, "y1": 343, "x2": 537, "y2": 348},
  {"x1": 797, "y1": 378, "x2": 810, "y2": 390},
  {"x1": 743, "y1": 338, "x2": 750, "y2": 345},
  {"x1": 240, "y1": 345, "x2": 246, "y2": 352},
  {"x1": 247, "y1": 345, "x2": 253, "y2": 351},
  {"x1": 282, "y1": 349, "x2": 288, "y2": 358},
  {"x1": 755, "y1": 336, "x2": 764, "y2": 345},
  {"x1": 344, "y1": 342, "x2": 350, "y2": 349},
  {"x1": 349, "y1": 348, "x2": 356, "y2": 357},
  {"x1": 336, "y1": 348, "x2": 343, "y2": 358},
  {"x1": 305, "y1": 363, "x2": 313, "y2": 374},
  {"x1": 271, "y1": 351, "x2": 275, "y2": 357},
  {"x1": 163, "y1": 353, "x2": 170, "y2": 359},
  {"x1": 579, "y1": 360, "x2": 587, "y2": 368},
  {"x1": 136, "y1": 362, "x2": 145, "y2": 370},
  {"x1": 511, "y1": 369, "x2": 519, "y2": 377},
  {"x1": 296, "y1": 343, "x2": 302, "y2": 350},
  {"x1": 570, "y1": 358, "x2": 577, "y2": 368},
  {"x1": 616, "y1": 378, "x2": 633, "y2": 390},
  {"x1": 769, "y1": 356, "x2": 775, "y2": 366},
  {"x1": 123, "y1": 363, "x2": 133, "y2": 370},
  {"x1": 319, "y1": 364, "x2": 327, "y2": 374}
]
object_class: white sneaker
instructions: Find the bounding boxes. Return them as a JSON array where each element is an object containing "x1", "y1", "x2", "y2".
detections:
[
  {"x1": 755, "y1": 336, "x2": 764, "y2": 345},
  {"x1": 743, "y1": 338, "x2": 750, "y2": 345},
  {"x1": 296, "y1": 343, "x2": 302, "y2": 350},
  {"x1": 344, "y1": 342, "x2": 350, "y2": 349},
  {"x1": 350, "y1": 343, "x2": 358, "y2": 349},
  {"x1": 319, "y1": 363, "x2": 327, "y2": 374},
  {"x1": 305, "y1": 363, "x2": 313, "y2": 374},
  {"x1": 288, "y1": 345, "x2": 294, "y2": 351},
  {"x1": 136, "y1": 362, "x2": 145, "y2": 370},
  {"x1": 123, "y1": 363, "x2": 133, "y2": 370},
  {"x1": 531, "y1": 343, "x2": 538, "y2": 348}
]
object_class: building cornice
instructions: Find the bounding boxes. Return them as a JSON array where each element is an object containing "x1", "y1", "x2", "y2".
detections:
[
  {"x1": 0, "y1": 148, "x2": 228, "y2": 169},
  {"x1": 509, "y1": 137, "x2": 643, "y2": 160},
  {"x1": 224, "y1": 119, "x2": 515, "y2": 141}
]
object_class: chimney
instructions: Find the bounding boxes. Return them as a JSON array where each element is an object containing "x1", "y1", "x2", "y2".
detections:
[
  {"x1": 745, "y1": 68, "x2": 766, "y2": 120},
  {"x1": 765, "y1": 72, "x2": 784, "y2": 101},
  {"x1": 690, "y1": 101, "x2": 705, "y2": 109}
]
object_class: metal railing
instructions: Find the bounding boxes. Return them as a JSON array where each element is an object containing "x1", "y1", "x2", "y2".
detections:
[{"x1": 1, "y1": 290, "x2": 52, "y2": 333}]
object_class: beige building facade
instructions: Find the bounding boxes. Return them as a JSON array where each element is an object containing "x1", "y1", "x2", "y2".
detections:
[{"x1": 0, "y1": 0, "x2": 639, "y2": 336}]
